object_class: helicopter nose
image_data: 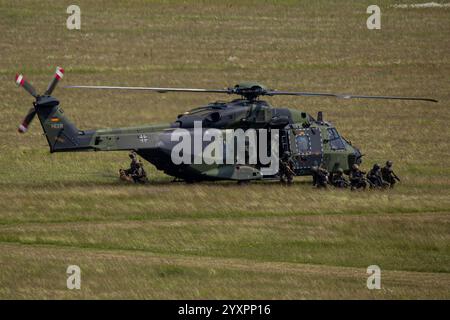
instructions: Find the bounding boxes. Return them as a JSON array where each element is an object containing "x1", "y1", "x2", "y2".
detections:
[
  {"x1": 354, "y1": 148, "x2": 363, "y2": 165},
  {"x1": 347, "y1": 147, "x2": 363, "y2": 168}
]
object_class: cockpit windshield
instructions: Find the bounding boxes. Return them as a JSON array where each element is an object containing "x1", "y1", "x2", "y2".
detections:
[{"x1": 327, "y1": 128, "x2": 346, "y2": 150}]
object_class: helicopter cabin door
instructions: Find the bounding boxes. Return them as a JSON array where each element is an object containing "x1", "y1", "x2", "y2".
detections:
[{"x1": 288, "y1": 127, "x2": 323, "y2": 174}]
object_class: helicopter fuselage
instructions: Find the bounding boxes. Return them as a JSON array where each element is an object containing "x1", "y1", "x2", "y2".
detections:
[{"x1": 38, "y1": 97, "x2": 362, "y2": 181}]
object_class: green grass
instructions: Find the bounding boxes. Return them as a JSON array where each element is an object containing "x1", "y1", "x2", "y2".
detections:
[{"x1": 0, "y1": 0, "x2": 449, "y2": 299}]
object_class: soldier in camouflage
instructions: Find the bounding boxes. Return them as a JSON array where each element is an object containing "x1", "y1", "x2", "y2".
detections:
[
  {"x1": 120, "y1": 151, "x2": 148, "y2": 184},
  {"x1": 349, "y1": 164, "x2": 368, "y2": 190},
  {"x1": 124, "y1": 152, "x2": 139, "y2": 176},
  {"x1": 367, "y1": 163, "x2": 389, "y2": 189},
  {"x1": 312, "y1": 165, "x2": 329, "y2": 188},
  {"x1": 331, "y1": 168, "x2": 349, "y2": 188},
  {"x1": 381, "y1": 160, "x2": 400, "y2": 188},
  {"x1": 279, "y1": 151, "x2": 295, "y2": 185},
  {"x1": 132, "y1": 161, "x2": 148, "y2": 184}
]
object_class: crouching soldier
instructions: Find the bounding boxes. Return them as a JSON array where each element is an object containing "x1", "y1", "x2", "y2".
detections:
[
  {"x1": 120, "y1": 152, "x2": 148, "y2": 184},
  {"x1": 279, "y1": 151, "x2": 295, "y2": 185},
  {"x1": 124, "y1": 152, "x2": 139, "y2": 176},
  {"x1": 367, "y1": 164, "x2": 389, "y2": 189},
  {"x1": 349, "y1": 164, "x2": 367, "y2": 190},
  {"x1": 381, "y1": 160, "x2": 400, "y2": 188},
  {"x1": 312, "y1": 165, "x2": 329, "y2": 189},
  {"x1": 331, "y1": 168, "x2": 349, "y2": 188},
  {"x1": 132, "y1": 161, "x2": 148, "y2": 184}
]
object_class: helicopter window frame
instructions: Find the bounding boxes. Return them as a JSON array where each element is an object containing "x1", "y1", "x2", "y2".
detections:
[
  {"x1": 327, "y1": 128, "x2": 346, "y2": 150},
  {"x1": 295, "y1": 131, "x2": 311, "y2": 154}
]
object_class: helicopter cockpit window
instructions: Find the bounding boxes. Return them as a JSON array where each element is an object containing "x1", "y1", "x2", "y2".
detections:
[
  {"x1": 247, "y1": 104, "x2": 271, "y2": 123},
  {"x1": 295, "y1": 133, "x2": 310, "y2": 153},
  {"x1": 327, "y1": 128, "x2": 346, "y2": 150}
]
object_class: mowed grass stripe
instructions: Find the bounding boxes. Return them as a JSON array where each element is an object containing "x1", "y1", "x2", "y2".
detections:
[
  {"x1": 0, "y1": 210, "x2": 447, "y2": 227},
  {"x1": 0, "y1": 212, "x2": 448, "y2": 273},
  {"x1": 0, "y1": 183, "x2": 449, "y2": 225},
  {"x1": 0, "y1": 243, "x2": 448, "y2": 299}
]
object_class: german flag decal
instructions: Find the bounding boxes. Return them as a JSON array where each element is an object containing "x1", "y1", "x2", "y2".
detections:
[{"x1": 50, "y1": 117, "x2": 60, "y2": 122}]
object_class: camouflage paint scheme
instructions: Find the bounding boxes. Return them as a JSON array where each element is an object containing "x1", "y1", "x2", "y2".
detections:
[{"x1": 34, "y1": 83, "x2": 362, "y2": 182}]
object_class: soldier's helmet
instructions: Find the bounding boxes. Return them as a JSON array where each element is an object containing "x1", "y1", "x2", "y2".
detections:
[
  {"x1": 282, "y1": 151, "x2": 291, "y2": 159},
  {"x1": 373, "y1": 163, "x2": 380, "y2": 170},
  {"x1": 336, "y1": 168, "x2": 344, "y2": 174},
  {"x1": 129, "y1": 152, "x2": 137, "y2": 159},
  {"x1": 386, "y1": 160, "x2": 393, "y2": 167},
  {"x1": 352, "y1": 164, "x2": 359, "y2": 170}
]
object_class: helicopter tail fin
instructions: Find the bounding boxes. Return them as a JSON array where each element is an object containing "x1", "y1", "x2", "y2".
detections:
[
  {"x1": 15, "y1": 68, "x2": 94, "y2": 153},
  {"x1": 34, "y1": 96, "x2": 94, "y2": 153}
]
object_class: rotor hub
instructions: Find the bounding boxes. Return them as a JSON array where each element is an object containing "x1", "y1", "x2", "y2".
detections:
[{"x1": 230, "y1": 82, "x2": 268, "y2": 101}]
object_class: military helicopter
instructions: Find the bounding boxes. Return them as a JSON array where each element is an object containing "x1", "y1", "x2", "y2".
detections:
[{"x1": 15, "y1": 67, "x2": 437, "y2": 182}]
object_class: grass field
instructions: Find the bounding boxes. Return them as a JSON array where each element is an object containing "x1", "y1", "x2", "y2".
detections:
[{"x1": 0, "y1": 0, "x2": 449, "y2": 299}]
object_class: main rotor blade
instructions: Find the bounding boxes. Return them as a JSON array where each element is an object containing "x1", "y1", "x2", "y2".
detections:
[
  {"x1": 18, "y1": 107, "x2": 36, "y2": 133},
  {"x1": 335, "y1": 94, "x2": 438, "y2": 103},
  {"x1": 266, "y1": 91, "x2": 438, "y2": 103},
  {"x1": 64, "y1": 85, "x2": 438, "y2": 103},
  {"x1": 44, "y1": 66, "x2": 64, "y2": 95},
  {"x1": 15, "y1": 74, "x2": 38, "y2": 98},
  {"x1": 64, "y1": 85, "x2": 231, "y2": 94}
]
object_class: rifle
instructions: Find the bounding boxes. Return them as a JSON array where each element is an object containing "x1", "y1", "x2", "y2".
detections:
[
  {"x1": 286, "y1": 164, "x2": 296, "y2": 176},
  {"x1": 364, "y1": 177, "x2": 375, "y2": 188},
  {"x1": 392, "y1": 172, "x2": 401, "y2": 182},
  {"x1": 333, "y1": 178, "x2": 350, "y2": 188},
  {"x1": 280, "y1": 160, "x2": 296, "y2": 176}
]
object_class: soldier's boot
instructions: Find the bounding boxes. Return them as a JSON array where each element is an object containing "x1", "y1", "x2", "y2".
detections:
[
  {"x1": 367, "y1": 179, "x2": 376, "y2": 189},
  {"x1": 361, "y1": 181, "x2": 368, "y2": 190},
  {"x1": 119, "y1": 170, "x2": 133, "y2": 183},
  {"x1": 287, "y1": 175, "x2": 294, "y2": 186}
]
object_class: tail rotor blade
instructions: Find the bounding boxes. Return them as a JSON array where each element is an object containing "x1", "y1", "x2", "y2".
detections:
[
  {"x1": 15, "y1": 74, "x2": 38, "y2": 98},
  {"x1": 44, "y1": 66, "x2": 64, "y2": 95},
  {"x1": 18, "y1": 108, "x2": 37, "y2": 134}
]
